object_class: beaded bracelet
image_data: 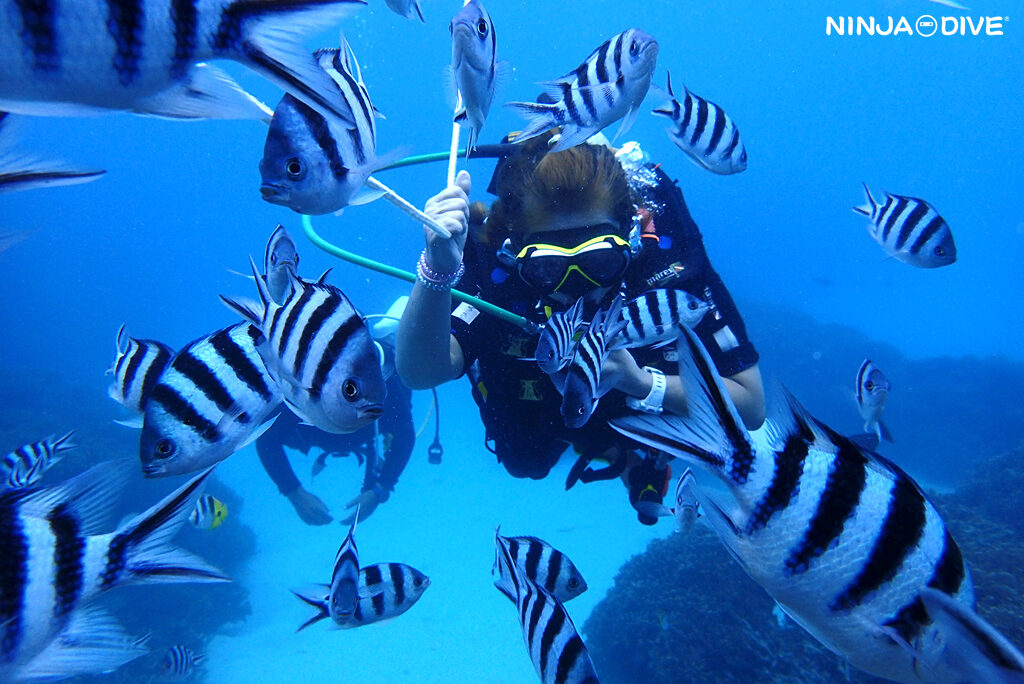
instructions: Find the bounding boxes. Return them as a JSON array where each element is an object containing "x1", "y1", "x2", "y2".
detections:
[{"x1": 416, "y1": 249, "x2": 464, "y2": 291}]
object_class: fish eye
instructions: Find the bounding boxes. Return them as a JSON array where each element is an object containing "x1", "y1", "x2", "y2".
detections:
[
  {"x1": 865, "y1": 380, "x2": 874, "y2": 391},
  {"x1": 740, "y1": 150, "x2": 748, "y2": 163},
  {"x1": 413, "y1": 577, "x2": 423, "y2": 587},
  {"x1": 576, "y1": 406, "x2": 585, "y2": 416},
  {"x1": 477, "y1": 19, "x2": 488, "y2": 36},
  {"x1": 568, "y1": 578, "x2": 579, "y2": 589},
  {"x1": 155, "y1": 439, "x2": 176, "y2": 458},
  {"x1": 688, "y1": 300, "x2": 699, "y2": 310},
  {"x1": 270, "y1": 254, "x2": 278, "y2": 266},
  {"x1": 285, "y1": 157, "x2": 304, "y2": 179},
  {"x1": 934, "y1": 246, "x2": 945, "y2": 256},
  {"x1": 629, "y1": 40, "x2": 640, "y2": 57},
  {"x1": 342, "y1": 379, "x2": 361, "y2": 401}
]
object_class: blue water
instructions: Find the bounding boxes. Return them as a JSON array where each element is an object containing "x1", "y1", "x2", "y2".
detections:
[{"x1": 1, "y1": 0, "x2": 1022, "y2": 682}]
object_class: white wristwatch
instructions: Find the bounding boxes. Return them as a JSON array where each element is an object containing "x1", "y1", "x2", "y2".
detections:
[{"x1": 626, "y1": 367, "x2": 667, "y2": 414}]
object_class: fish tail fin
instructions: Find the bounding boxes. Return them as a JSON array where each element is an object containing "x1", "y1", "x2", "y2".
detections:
[
  {"x1": 503, "y1": 101, "x2": 560, "y2": 143},
  {"x1": 221, "y1": 255, "x2": 269, "y2": 325},
  {"x1": 853, "y1": 182, "x2": 875, "y2": 217},
  {"x1": 292, "y1": 587, "x2": 331, "y2": 631},
  {"x1": 111, "y1": 468, "x2": 230, "y2": 586},
  {"x1": 610, "y1": 326, "x2": 754, "y2": 485},
  {"x1": 51, "y1": 430, "x2": 76, "y2": 454},
  {"x1": 220, "y1": 0, "x2": 366, "y2": 127}
]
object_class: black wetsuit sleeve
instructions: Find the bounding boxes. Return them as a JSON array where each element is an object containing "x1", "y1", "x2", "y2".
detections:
[
  {"x1": 256, "y1": 412, "x2": 302, "y2": 496},
  {"x1": 362, "y1": 374, "x2": 415, "y2": 496}
]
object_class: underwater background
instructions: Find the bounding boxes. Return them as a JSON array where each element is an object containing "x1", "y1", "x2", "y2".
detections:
[{"x1": 1, "y1": 0, "x2": 1022, "y2": 681}]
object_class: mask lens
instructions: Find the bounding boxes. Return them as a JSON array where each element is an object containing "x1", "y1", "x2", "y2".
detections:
[{"x1": 516, "y1": 233, "x2": 629, "y2": 294}]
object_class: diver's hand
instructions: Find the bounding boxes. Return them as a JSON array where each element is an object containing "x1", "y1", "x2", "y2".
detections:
[
  {"x1": 422, "y1": 170, "x2": 471, "y2": 276},
  {"x1": 285, "y1": 487, "x2": 333, "y2": 526},
  {"x1": 340, "y1": 489, "x2": 380, "y2": 525},
  {"x1": 603, "y1": 349, "x2": 651, "y2": 398}
]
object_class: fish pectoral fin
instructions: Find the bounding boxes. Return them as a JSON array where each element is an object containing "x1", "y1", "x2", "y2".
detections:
[
  {"x1": 238, "y1": 414, "x2": 280, "y2": 450},
  {"x1": 549, "y1": 125, "x2": 603, "y2": 153},
  {"x1": 348, "y1": 184, "x2": 387, "y2": 206},
  {"x1": 15, "y1": 606, "x2": 147, "y2": 680},
  {"x1": 611, "y1": 104, "x2": 641, "y2": 144},
  {"x1": 133, "y1": 63, "x2": 272, "y2": 122},
  {"x1": 114, "y1": 416, "x2": 144, "y2": 429}
]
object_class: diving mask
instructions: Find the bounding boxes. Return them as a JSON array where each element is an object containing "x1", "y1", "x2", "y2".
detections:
[{"x1": 515, "y1": 232, "x2": 631, "y2": 295}]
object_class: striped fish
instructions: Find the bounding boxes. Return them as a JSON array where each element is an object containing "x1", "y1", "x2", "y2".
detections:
[
  {"x1": 0, "y1": 0, "x2": 367, "y2": 124},
  {"x1": 384, "y1": 0, "x2": 424, "y2": 22},
  {"x1": 611, "y1": 326, "x2": 975, "y2": 683},
  {"x1": 493, "y1": 533, "x2": 588, "y2": 604},
  {"x1": 506, "y1": 29, "x2": 658, "y2": 153},
  {"x1": 559, "y1": 295, "x2": 628, "y2": 429},
  {"x1": 188, "y1": 494, "x2": 228, "y2": 530},
  {"x1": 293, "y1": 562, "x2": 430, "y2": 631},
  {"x1": 451, "y1": 0, "x2": 499, "y2": 155},
  {"x1": 222, "y1": 257, "x2": 385, "y2": 435},
  {"x1": 919, "y1": 587, "x2": 1024, "y2": 683},
  {"x1": 264, "y1": 224, "x2": 300, "y2": 305},
  {"x1": 616, "y1": 289, "x2": 710, "y2": 349},
  {"x1": 0, "y1": 111, "x2": 105, "y2": 194},
  {"x1": 854, "y1": 184, "x2": 957, "y2": 268},
  {"x1": 107, "y1": 324, "x2": 174, "y2": 421},
  {"x1": 161, "y1": 644, "x2": 204, "y2": 679},
  {"x1": 494, "y1": 529, "x2": 599, "y2": 684},
  {"x1": 0, "y1": 463, "x2": 227, "y2": 681},
  {"x1": 673, "y1": 467, "x2": 700, "y2": 533},
  {"x1": 535, "y1": 297, "x2": 584, "y2": 376},
  {"x1": 330, "y1": 512, "x2": 360, "y2": 621},
  {"x1": 2, "y1": 431, "x2": 75, "y2": 490},
  {"x1": 856, "y1": 359, "x2": 893, "y2": 444},
  {"x1": 651, "y1": 71, "x2": 747, "y2": 176},
  {"x1": 139, "y1": 322, "x2": 281, "y2": 478},
  {"x1": 260, "y1": 35, "x2": 386, "y2": 215}
]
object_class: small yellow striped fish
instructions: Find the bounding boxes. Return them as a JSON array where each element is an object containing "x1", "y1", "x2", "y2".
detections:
[{"x1": 188, "y1": 495, "x2": 228, "y2": 530}]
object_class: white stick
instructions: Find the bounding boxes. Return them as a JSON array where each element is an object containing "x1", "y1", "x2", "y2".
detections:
[
  {"x1": 446, "y1": 0, "x2": 471, "y2": 187},
  {"x1": 365, "y1": 176, "x2": 452, "y2": 239}
]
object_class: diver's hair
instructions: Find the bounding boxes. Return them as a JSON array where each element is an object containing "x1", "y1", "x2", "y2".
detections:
[{"x1": 480, "y1": 130, "x2": 635, "y2": 247}]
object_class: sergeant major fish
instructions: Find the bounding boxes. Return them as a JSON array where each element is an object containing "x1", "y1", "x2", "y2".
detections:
[
  {"x1": 140, "y1": 323, "x2": 281, "y2": 478},
  {"x1": 856, "y1": 359, "x2": 893, "y2": 445},
  {"x1": 264, "y1": 224, "x2": 300, "y2": 305},
  {"x1": 292, "y1": 512, "x2": 361, "y2": 626},
  {"x1": 493, "y1": 531, "x2": 588, "y2": 604},
  {"x1": 0, "y1": 463, "x2": 227, "y2": 682},
  {"x1": 673, "y1": 467, "x2": 700, "y2": 533},
  {"x1": 854, "y1": 184, "x2": 957, "y2": 268},
  {"x1": 451, "y1": 0, "x2": 500, "y2": 155},
  {"x1": 651, "y1": 71, "x2": 747, "y2": 175},
  {"x1": 506, "y1": 28, "x2": 658, "y2": 153},
  {"x1": 493, "y1": 529, "x2": 599, "y2": 684},
  {"x1": 611, "y1": 326, "x2": 975, "y2": 683},
  {"x1": 161, "y1": 644, "x2": 204, "y2": 680},
  {"x1": 293, "y1": 561, "x2": 430, "y2": 630},
  {"x1": 189, "y1": 494, "x2": 228, "y2": 530},
  {"x1": 0, "y1": 0, "x2": 368, "y2": 124},
  {"x1": 616, "y1": 288, "x2": 710, "y2": 349},
  {"x1": 107, "y1": 324, "x2": 175, "y2": 425},
  {"x1": 2, "y1": 431, "x2": 75, "y2": 489},
  {"x1": 260, "y1": 36, "x2": 386, "y2": 216},
  {"x1": 222, "y1": 257, "x2": 385, "y2": 435},
  {"x1": 560, "y1": 294, "x2": 628, "y2": 428},
  {"x1": 534, "y1": 296, "x2": 584, "y2": 376}
]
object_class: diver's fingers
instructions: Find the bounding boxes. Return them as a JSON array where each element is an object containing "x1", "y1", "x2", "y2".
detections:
[
  {"x1": 431, "y1": 197, "x2": 470, "y2": 220},
  {"x1": 454, "y1": 169, "x2": 471, "y2": 195}
]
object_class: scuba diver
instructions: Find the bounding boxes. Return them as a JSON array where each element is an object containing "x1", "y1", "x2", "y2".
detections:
[
  {"x1": 258, "y1": 308, "x2": 416, "y2": 526},
  {"x1": 396, "y1": 129, "x2": 765, "y2": 524}
]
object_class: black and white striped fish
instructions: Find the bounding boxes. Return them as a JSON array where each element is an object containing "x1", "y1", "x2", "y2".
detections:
[
  {"x1": 107, "y1": 324, "x2": 175, "y2": 424},
  {"x1": 560, "y1": 294, "x2": 628, "y2": 429},
  {"x1": 493, "y1": 529, "x2": 599, "y2": 684},
  {"x1": 854, "y1": 184, "x2": 957, "y2": 268},
  {"x1": 2, "y1": 431, "x2": 75, "y2": 489},
  {"x1": 535, "y1": 297, "x2": 584, "y2": 376},
  {"x1": 264, "y1": 224, "x2": 300, "y2": 305},
  {"x1": 0, "y1": 111, "x2": 105, "y2": 194},
  {"x1": 188, "y1": 494, "x2": 227, "y2": 530},
  {"x1": 611, "y1": 326, "x2": 974, "y2": 683},
  {"x1": 855, "y1": 359, "x2": 893, "y2": 444},
  {"x1": 506, "y1": 29, "x2": 658, "y2": 153},
  {"x1": 161, "y1": 644, "x2": 204, "y2": 679},
  {"x1": 139, "y1": 322, "x2": 281, "y2": 478},
  {"x1": 493, "y1": 533, "x2": 588, "y2": 604},
  {"x1": 451, "y1": 0, "x2": 499, "y2": 155},
  {"x1": 651, "y1": 71, "x2": 747, "y2": 176},
  {"x1": 0, "y1": 463, "x2": 227, "y2": 681},
  {"x1": 673, "y1": 467, "x2": 700, "y2": 533},
  {"x1": 260, "y1": 35, "x2": 386, "y2": 215},
  {"x1": 0, "y1": 0, "x2": 367, "y2": 125},
  {"x1": 222, "y1": 257, "x2": 385, "y2": 435},
  {"x1": 919, "y1": 587, "x2": 1024, "y2": 684},
  {"x1": 293, "y1": 561, "x2": 430, "y2": 631},
  {"x1": 616, "y1": 289, "x2": 710, "y2": 349}
]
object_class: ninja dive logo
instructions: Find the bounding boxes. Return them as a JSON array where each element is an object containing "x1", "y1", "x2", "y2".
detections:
[{"x1": 826, "y1": 15, "x2": 1006, "y2": 36}]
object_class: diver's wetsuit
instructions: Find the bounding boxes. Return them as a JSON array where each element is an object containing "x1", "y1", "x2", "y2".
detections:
[
  {"x1": 257, "y1": 370, "x2": 414, "y2": 499},
  {"x1": 451, "y1": 165, "x2": 759, "y2": 480}
]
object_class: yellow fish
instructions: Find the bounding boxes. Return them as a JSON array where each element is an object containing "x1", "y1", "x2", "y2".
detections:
[{"x1": 189, "y1": 494, "x2": 228, "y2": 530}]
